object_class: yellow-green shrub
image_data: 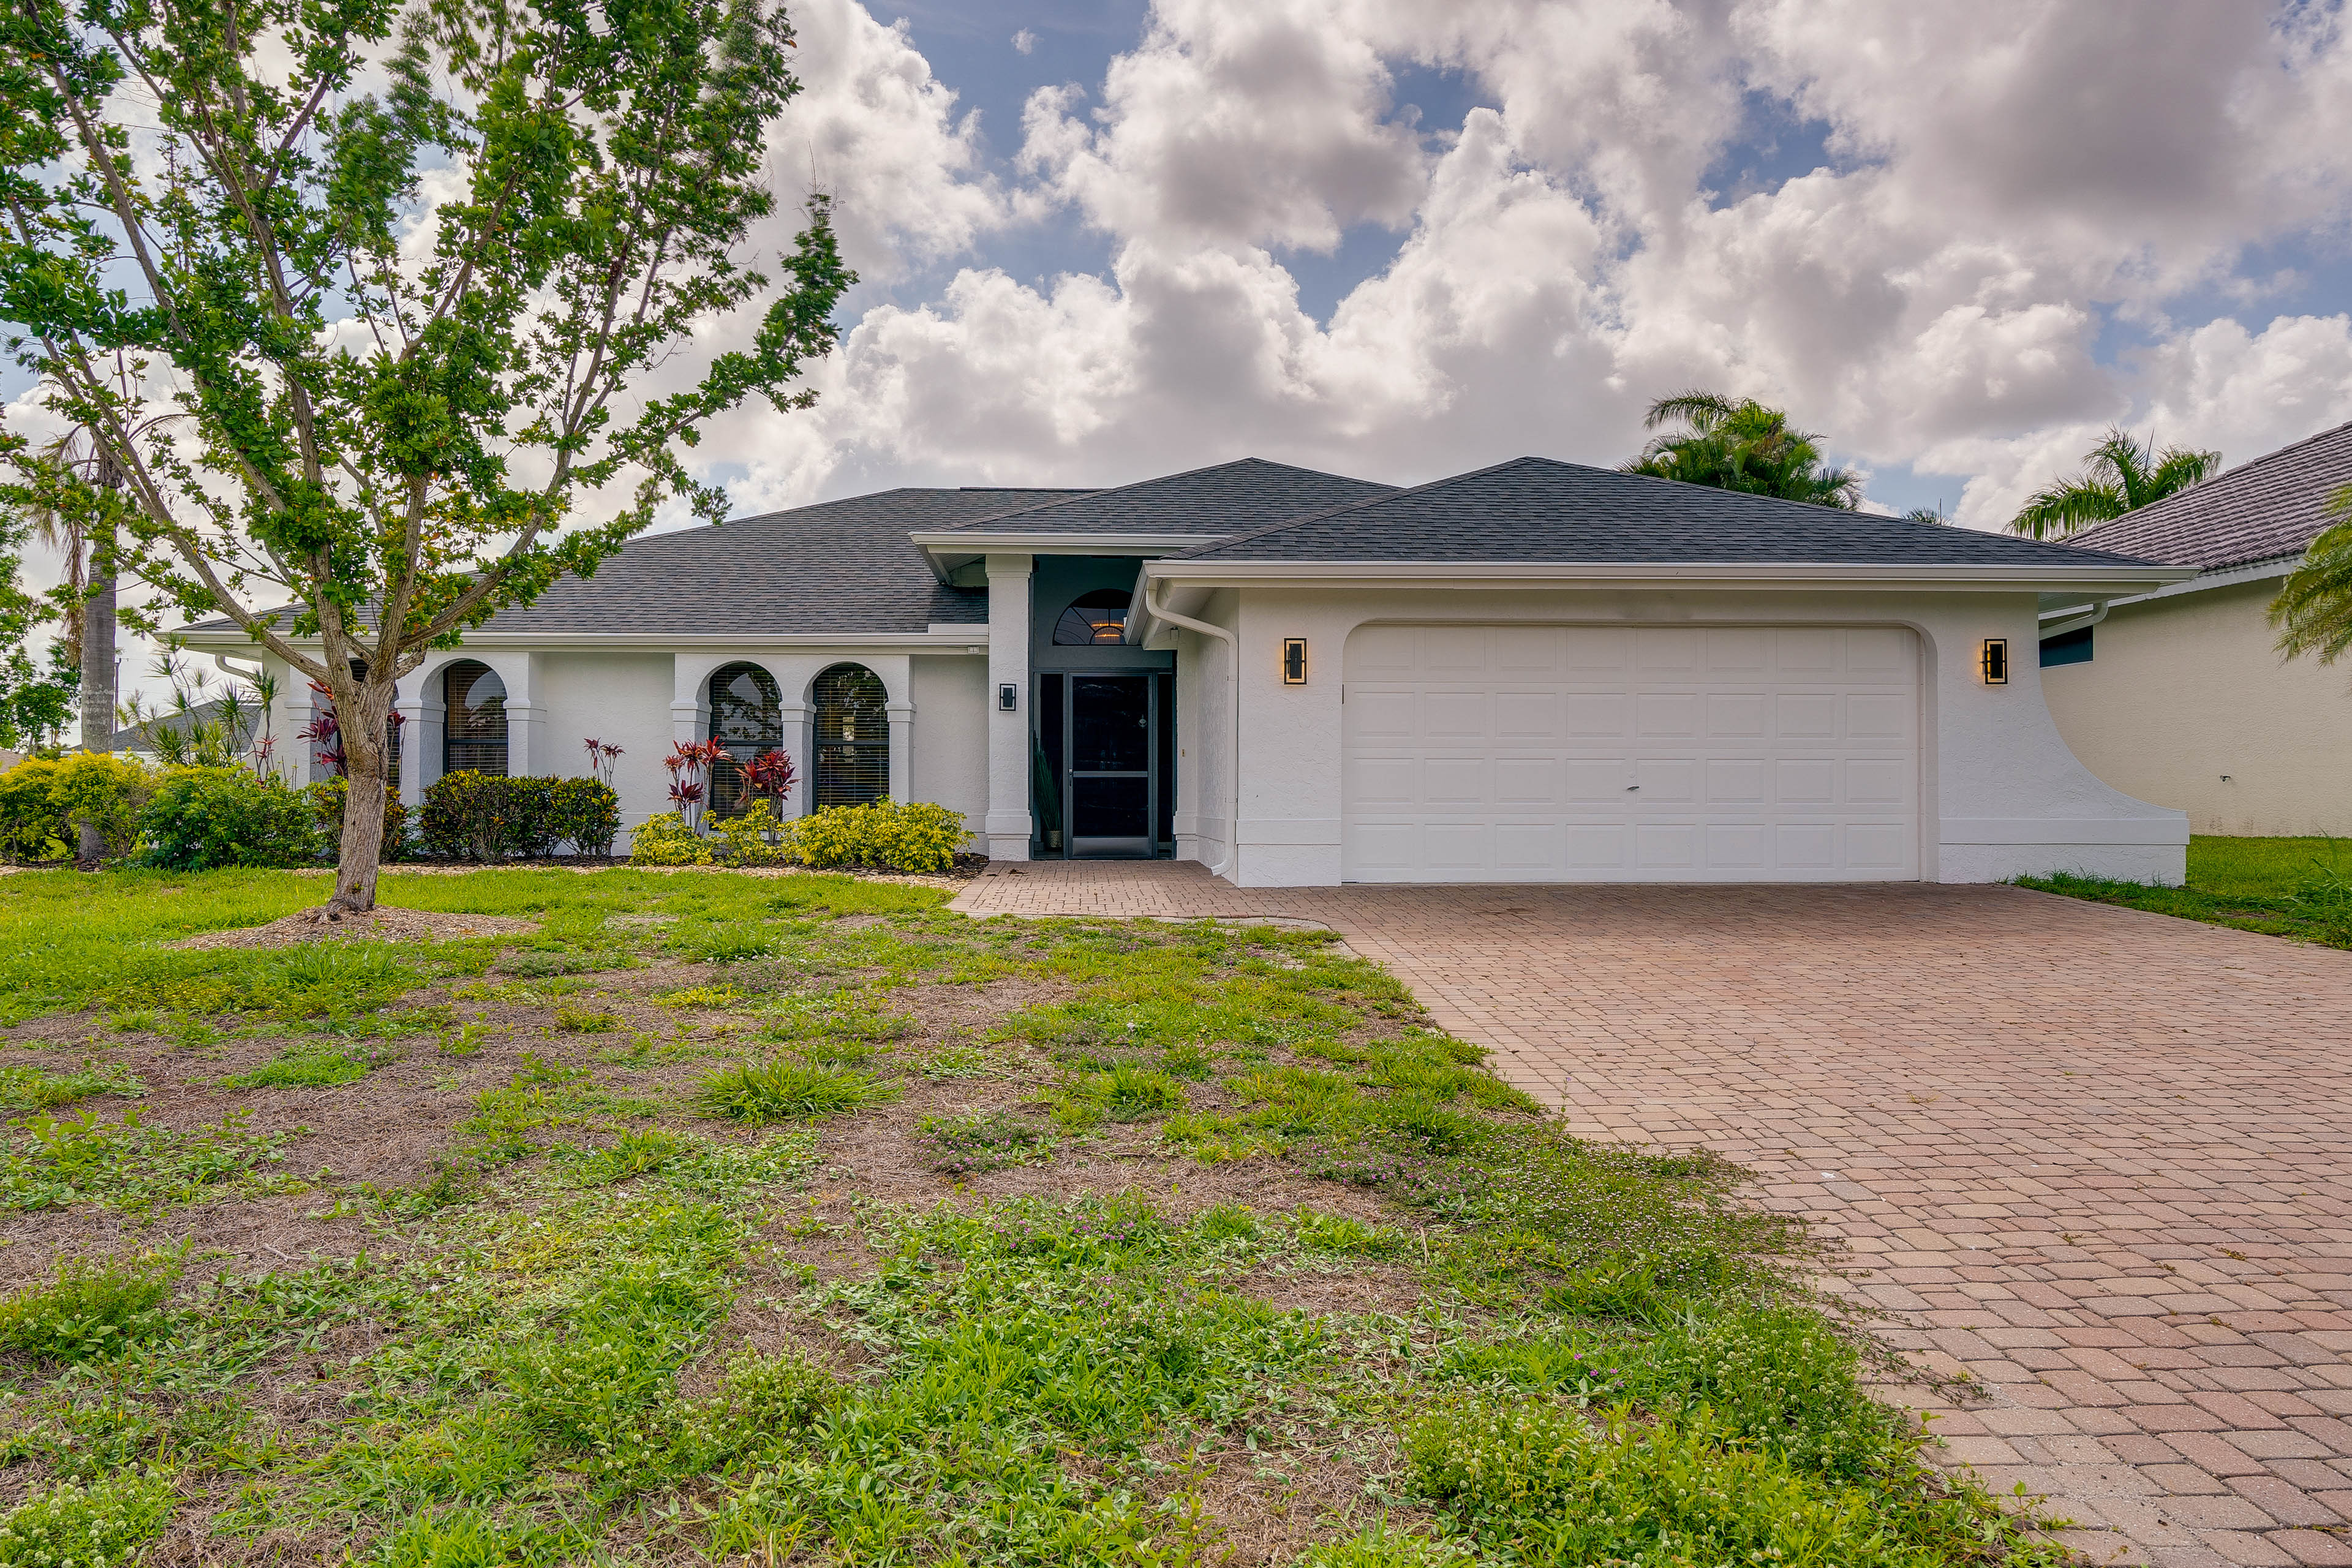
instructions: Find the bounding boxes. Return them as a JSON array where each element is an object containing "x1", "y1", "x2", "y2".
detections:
[
  {"x1": 627, "y1": 811, "x2": 716, "y2": 865},
  {"x1": 712, "y1": 800, "x2": 793, "y2": 867},
  {"x1": 0, "y1": 753, "x2": 157, "y2": 862},
  {"x1": 792, "y1": 799, "x2": 966, "y2": 873}
]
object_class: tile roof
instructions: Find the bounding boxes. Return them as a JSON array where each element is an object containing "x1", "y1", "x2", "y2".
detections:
[
  {"x1": 938, "y1": 458, "x2": 1394, "y2": 537},
  {"x1": 1178, "y1": 456, "x2": 2160, "y2": 567},
  {"x1": 184, "y1": 488, "x2": 1085, "y2": 639},
  {"x1": 2065, "y1": 419, "x2": 2352, "y2": 571}
]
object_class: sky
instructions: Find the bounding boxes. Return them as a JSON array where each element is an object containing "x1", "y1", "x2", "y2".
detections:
[{"x1": 14, "y1": 0, "x2": 2352, "y2": 717}]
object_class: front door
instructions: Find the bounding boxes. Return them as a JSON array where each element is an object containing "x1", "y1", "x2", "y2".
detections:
[{"x1": 1068, "y1": 674, "x2": 1155, "y2": 857}]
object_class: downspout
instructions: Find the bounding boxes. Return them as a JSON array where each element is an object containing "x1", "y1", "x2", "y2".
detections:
[
  {"x1": 2035, "y1": 599, "x2": 2112, "y2": 641},
  {"x1": 1144, "y1": 579, "x2": 1241, "y2": 881}
]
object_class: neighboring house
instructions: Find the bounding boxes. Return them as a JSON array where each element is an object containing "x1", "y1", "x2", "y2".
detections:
[
  {"x1": 2049, "y1": 420, "x2": 2352, "y2": 837},
  {"x1": 175, "y1": 456, "x2": 2193, "y2": 886}
]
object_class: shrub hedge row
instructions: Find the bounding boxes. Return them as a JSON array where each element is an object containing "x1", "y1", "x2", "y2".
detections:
[{"x1": 630, "y1": 797, "x2": 966, "y2": 874}]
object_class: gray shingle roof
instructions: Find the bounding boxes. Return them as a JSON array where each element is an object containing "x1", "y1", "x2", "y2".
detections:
[
  {"x1": 940, "y1": 458, "x2": 1393, "y2": 537},
  {"x1": 2066, "y1": 420, "x2": 2352, "y2": 571},
  {"x1": 1178, "y1": 456, "x2": 2162, "y2": 567},
  {"x1": 184, "y1": 488, "x2": 1086, "y2": 639}
]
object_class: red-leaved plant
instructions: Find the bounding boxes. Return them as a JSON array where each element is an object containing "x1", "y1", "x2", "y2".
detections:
[
  {"x1": 582, "y1": 737, "x2": 624, "y2": 788},
  {"x1": 742, "y1": 748, "x2": 796, "y2": 807},
  {"x1": 665, "y1": 739, "x2": 729, "y2": 832},
  {"x1": 302, "y1": 681, "x2": 405, "y2": 777}
]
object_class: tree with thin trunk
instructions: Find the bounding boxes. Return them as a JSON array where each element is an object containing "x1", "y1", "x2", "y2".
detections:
[
  {"x1": 2269, "y1": 485, "x2": 2352, "y2": 669},
  {"x1": 0, "y1": 0, "x2": 851, "y2": 916},
  {"x1": 2008, "y1": 428, "x2": 2220, "y2": 540},
  {"x1": 1622, "y1": 391, "x2": 1864, "y2": 509}
]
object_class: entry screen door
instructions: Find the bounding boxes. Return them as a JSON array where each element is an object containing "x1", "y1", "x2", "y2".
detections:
[{"x1": 1068, "y1": 675, "x2": 1155, "y2": 857}]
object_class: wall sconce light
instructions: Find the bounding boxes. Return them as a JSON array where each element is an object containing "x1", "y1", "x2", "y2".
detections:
[
  {"x1": 1281, "y1": 638, "x2": 1308, "y2": 685},
  {"x1": 1981, "y1": 638, "x2": 2008, "y2": 685},
  {"x1": 997, "y1": 682, "x2": 1019, "y2": 711}
]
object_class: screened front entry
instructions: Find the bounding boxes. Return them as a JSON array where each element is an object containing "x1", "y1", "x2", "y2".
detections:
[{"x1": 1034, "y1": 673, "x2": 1172, "y2": 858}]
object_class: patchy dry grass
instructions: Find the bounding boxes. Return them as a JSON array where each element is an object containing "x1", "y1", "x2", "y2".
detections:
[{"x1": 0, "y1": 867, "x2": 2062, "y2": 1566}]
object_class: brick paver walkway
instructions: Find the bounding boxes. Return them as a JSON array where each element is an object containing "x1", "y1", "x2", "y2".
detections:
[{"x1": 952, "y1": 862, "x2": 2352, "y2": 1568}]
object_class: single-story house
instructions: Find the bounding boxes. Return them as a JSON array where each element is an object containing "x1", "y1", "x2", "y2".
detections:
[
  {"x1": 178, "y1": 456, "x2": 2195, "y2": 885},
  {"x1": 2049, "y1": 420, "x2": 2352, "y2": 836}
]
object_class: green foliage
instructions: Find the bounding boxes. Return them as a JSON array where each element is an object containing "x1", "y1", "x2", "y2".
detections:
[
  {"x1": 711, "y1": 799, "x2": 793, "y2": 866},
  {"x1": 309, "y1": 775, "x2": 412, "y2": 862},
  {"x1": 1618, "y1": 1308, "x2": 1905, "y2": 1480},
  {"x1": 137, "y1": 766, "x2": 323, "y2": 870},
  {"x1": 0, "y1": 1060, "x2": 142, "y2": 1111},
  {"x1": 222, "y1": 1042, "x2": 390, "y2": 1088},
  {"x1": 2011, "y1": 426, "x2": 2221, "y2": 539},
  {"x1": 791, "y1": 798, "x2": 968, "y2": 873},
  {"x1": 420, "y1": 774, "x2": 615, "y2": 861},
  {"x1": 696, "y1": 1060, "x2": 897, "y2": 1123},
  {"x1": 0, "y1": 1106, "x2": 293, "y2": 1215},
  {"x1": 1621, "y1": 391, "x2": 1861, "y2": 508},
  {"x1": 0, "y1": 752, "x2": 157, "y2": 863},
  {"x1": 627, "y1": 810, "x2": 716, "y2": 866},
  {"x1": 0, "y1": 1252, "x2": 179, "y2": 1361},
  {"x1": 0, "y1": 1468, "x2": 175, "y2": 1566},
  {"x1": 2271, "y1": 484, "x2": 2352, "y2": 667}
]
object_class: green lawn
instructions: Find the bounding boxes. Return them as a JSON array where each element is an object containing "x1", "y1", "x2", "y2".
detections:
[
  {"x1": 2017, "y1": 834, "x2": 2352, "y2": 949},
  {"x1": 0, "y1": 868, "x2": 2059, "y2": 1566}
]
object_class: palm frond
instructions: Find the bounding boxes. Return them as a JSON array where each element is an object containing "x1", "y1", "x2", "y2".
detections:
[
  {"x1": 2008, "y1": 480, "x2": 2125, "y2": 539},
  {"x1": 1642, "y1": 390, "x2": 1741, "y2": 432},
  {"x1": 2272, "y1": 514, "x2": 2352, "y2": 665}
]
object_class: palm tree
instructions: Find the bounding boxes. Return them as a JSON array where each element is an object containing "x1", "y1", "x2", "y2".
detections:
[
  {"x1": 1623, "y1": 391, "x2": 1863, "y2": 509},
  {"x1": 2008, "y1": 428, "x2": 2220, "y2": 540},
  {"x1": 17, "y1": 424, "x2": 119, "y2": 753},
  {"x1": 2269, "y1": 484, "x2": 2352, "y2": 668}
]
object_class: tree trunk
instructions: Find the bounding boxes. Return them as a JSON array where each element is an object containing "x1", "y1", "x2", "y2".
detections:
[
  {"x1": 75, "y1": 499, "x2": 116, "y2": 867},
  {"x1": 322, "y1": 683, "x2": 392, "y2": 917}
]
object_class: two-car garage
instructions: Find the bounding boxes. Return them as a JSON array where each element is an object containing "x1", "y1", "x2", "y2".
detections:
[{"x1": 1341, "y1": 624, "x2": 1921, "y2": 882}]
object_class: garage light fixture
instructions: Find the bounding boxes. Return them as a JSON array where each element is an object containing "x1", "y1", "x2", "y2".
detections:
[
  {"x1": 1281, "y1": 638, "x2": 1308, "y2": 685},
  {"x1": 1980, "y1": 638, "x2": 2008, "y2": 685}
]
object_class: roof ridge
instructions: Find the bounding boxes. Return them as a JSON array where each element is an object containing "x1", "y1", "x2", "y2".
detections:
[
  {"x1": 1171, "y1": 454, "x2": 1543, "y2": 559},
  {"x1": 938, "y1": 456, "x2": 1391, "y2": 535}
]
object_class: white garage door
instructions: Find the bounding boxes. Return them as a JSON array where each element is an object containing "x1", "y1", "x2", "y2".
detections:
[{"x1": 1343, "y1": 625, "x2": 1920, "y2": 882}]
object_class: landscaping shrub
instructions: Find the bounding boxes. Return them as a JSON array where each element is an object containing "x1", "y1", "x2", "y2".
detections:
[
  {"x1": 791, "y1": 798, "x2": 966, "y2": 872},
  {"x1": 136, "y1": 766, "x2": 323, "y2": 870},
  {"x1": 549, "y1": 777, "x2": 620, "y2": 856},
  {"x1": 420, "y1": 774, "x2": 620, "y2": 860},
  {"x1": 307, "y1": 775, "x2": 412, "y2": 861},
  {"x1": 711, "y1": 799, "x2": 791, "y2": 865},
  {"x1": 0, "y1": 753, "x2": 157, "y2": 863},
  {"x1": 628, "y1": 810, "x2": 715, "y2": 865}
]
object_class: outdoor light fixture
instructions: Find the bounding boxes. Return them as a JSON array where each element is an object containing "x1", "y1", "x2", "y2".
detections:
[
  {"x1": 997, "y1": 682, "x2": 1019, "y2": 711},
  {"x1": 1981, "y1": 638, "x2": 2009, "y2": 685},
  {"x1": 1281, "y1": 638, "x2": 1308, "y2": 685}
]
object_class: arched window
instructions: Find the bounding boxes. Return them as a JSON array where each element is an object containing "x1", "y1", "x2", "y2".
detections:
[
  {"x1": 812, "y1": 663, "x2": 888, "y2": 809},
  {"x1": 443, "y1": 661, "x2": 508, "y2": 776},
  {"x1": 1052, "y1": 589, "x2": 1133, "y2": 646},
  {"x1": 707, "y1": 662, "x2": 782, "y2": 817}
]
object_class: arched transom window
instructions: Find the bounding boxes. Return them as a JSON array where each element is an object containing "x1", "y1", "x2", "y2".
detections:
[
  {"x1": 1052, "y1": 589, "x2": 1132, "y2": 646},
  {"x1": 442, "y1": 660, "x2": 508, "y2": 776},
  {"x1": 707, "y1": 662, "x2": 782, "y2": 816},
  {"x1": 812, "y1": 664, "x2": 888, "y2": 808}
]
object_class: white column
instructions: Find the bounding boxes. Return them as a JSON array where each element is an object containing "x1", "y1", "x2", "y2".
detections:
[
  {"x1": 393, "y1": 680, "x2": 437, "y2": 805},
  {"x1": 983, "y1": 552, "x2": 1034, "y2": 860},
  {"x1": 281, "y1": 681, "x2": 322, "y2": 785},
  {"x1": 777, "y1": 700, "x2": 812, "y2": 816},
  {"x1": 887, "y1": 703, "x2": 913, "y2": 804},
  {"x1": 503, "y1": 653, "x2": 546, "y2": 777}
]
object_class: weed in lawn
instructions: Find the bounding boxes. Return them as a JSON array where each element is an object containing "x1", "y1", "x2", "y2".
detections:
[
  {"x1": 670, "y1": 922, "x2": 781, "y2": 963},
  {"x1": 0, "y1": 1467, "x2": 176, "y2": 1564},
  {"x1": 0, "y1": 1060, "x2": 142, "y2": 1110},
  {"x1": 502, "y1": 946, "x2": 632, "y2": 979},
  {"x1": 0, "y1": 1106, "x2": 296, "y2": 1214},
  {"x1": 918, "y1": 1110, "x2": 1056, "y2": 1174},
  {"x1": 553, "y1": 1006, "x2": 623, "y2": 1033},
  {"x1": 1074, "y1": 1062, "x2": 1188, "y2": 1121},
  {"x1": 918, "y1": 1041, "x2": 993, "y2": 1079},
  {"x1": 1158, "y1": 1042, "x2": 1217, "y2": 1080},
  {"x1": 224, "y1": 1041, "x2": 394, "y2": 1088},
  {"x1": 0, "y1": 1251, "x2": 180, "y2": 1360},
  {"x1": 565, "y1": 1128, "x2": 687, "y2": 1185},
  {"x1": 106, "y1": 1009, "x2": 160, "y2": 1035},
  {"x1": 696, "y1": 1060, "x2": 897, "y2": 1123},
  {"x1": 757, "y1": 989, "x2": 914, "y2": 1045},
  {"x1": 437, "y1": 1022, "x2": 488, "y2": 1057},
  {"x1": 653, "y1": 984, "x2": 744, "y2": 1009}
]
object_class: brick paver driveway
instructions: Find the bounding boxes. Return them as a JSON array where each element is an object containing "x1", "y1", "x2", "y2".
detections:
[{"x1": 952, "y1": 862, "x2": 2352, "y2": 1568}]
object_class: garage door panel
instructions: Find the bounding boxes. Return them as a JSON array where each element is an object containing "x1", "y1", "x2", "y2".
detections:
[{"x1": 1344, "y1": 624, "x2": 1917, "y2": 882}]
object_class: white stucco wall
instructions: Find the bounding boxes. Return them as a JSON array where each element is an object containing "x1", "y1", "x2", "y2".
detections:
[
  {"x1": 911, "y1": 654, "x2": 989, "y2": 837},
  {"x1": 1168, "y1": 589, "x2": 1238, "y2": 874},
  {"x1": 2043, "y1": 578, "x2": 2352, "y2": 835},
  {"x1": 1166, "y1": 584, "x2": 2186, "y2": 888}
]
